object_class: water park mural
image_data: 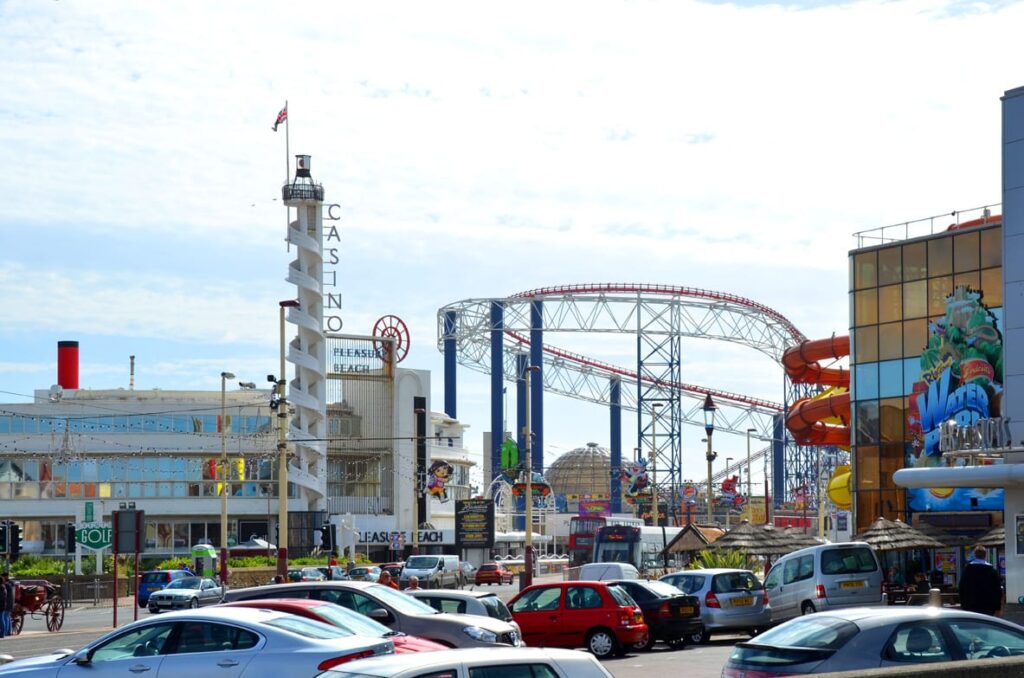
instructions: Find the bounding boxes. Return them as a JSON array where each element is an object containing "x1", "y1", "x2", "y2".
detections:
[{"x1": 906, "y1": 285, "x2": 1004, "y2": 512}]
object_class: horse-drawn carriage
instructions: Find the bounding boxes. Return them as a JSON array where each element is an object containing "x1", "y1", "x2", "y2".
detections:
[{"x1": 10, "y1": 579, "x2": 65, "y2": 634}]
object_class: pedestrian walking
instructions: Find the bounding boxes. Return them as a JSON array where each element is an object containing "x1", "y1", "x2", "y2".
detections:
[
  {"x1": 405, "y1": 576, "x2": 422, "y2": 592},
  {"x1": 958, "y1": 545, "x2": 1002, "y2": 616},
  {"x1": 0, "y1": 574, "x2": 13, "y2": 638},
  {"x1": 378, "y1": 571, "x2": 400, "y2": 590}
]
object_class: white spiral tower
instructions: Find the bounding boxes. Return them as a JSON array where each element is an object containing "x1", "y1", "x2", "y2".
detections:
[{"x1": 282, "y1": 154, "x2": 328, "y2": 508}]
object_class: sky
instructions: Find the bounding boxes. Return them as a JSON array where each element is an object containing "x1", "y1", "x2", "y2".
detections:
[{"x1": 0, "y1": 0, "x2": 1021, "y2": 495}]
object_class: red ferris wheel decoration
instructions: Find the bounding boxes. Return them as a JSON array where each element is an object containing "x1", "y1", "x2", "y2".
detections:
[{"x1": 373, "y1": 314, "x2": 410, "y2": 363}]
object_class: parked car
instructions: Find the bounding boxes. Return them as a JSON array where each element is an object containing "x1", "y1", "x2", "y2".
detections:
[
  {"x1": 222, "y1": 581, "x2": 522, "y2": 648},
  {"x1": 380, "y1": 562, "x2": 404, "y2": 581},
  {"x1": 317, "y1": 646, "x2": 614, "y2": 678},
  {"x1": 348, "y1": 566, "x2": 381, "y2": 582},
  {"x1": 137, "y1": 569, "x2": 192, "y2": 608},
  {"x1": 407, "y1": 589, "x2": 520, "y2": 635},
  {"x1": 508, "y1": 581, "x2": 647, "y2": 659},
  {"x1": 660, "y1": 568, "x2": 771, "y2": 643},
  {"x1": 763, "y1": 542, "x2": 884, "y2": 623},
  {"x1": 318, "y1": 565, "x2": 351, "y2": 581},
  {"x1": 458, "y1": 561, "x2": 476, "y2": 586},
  {"x1": 475, "y1": 562, "x2": 514, "y2": 585},
  {"x1": 0, "y1": 606, "x2": 393, "y2": 677},
  {"x1": 222, "y1": 598, "x2": 447, "y2": 653},
  {"x1": 398, "y1": 554, "x2": 461, "y2": 589},
  {"x1": 608, "y1": 579, "x2": 701, "y2": 651},
  {"x1": 147, "y1": 577, "x2": 224, "y2": 612},
  {"x1": 578, "y1": 562, "x2": 641, "y2": 581},
  {"x1": 723, "y1": 606, "x2": 1024, "y2": 675}
]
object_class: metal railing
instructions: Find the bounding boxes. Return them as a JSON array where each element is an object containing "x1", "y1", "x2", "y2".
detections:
[
  {"x1": 853, "y1": 204, "x2": 1000, "y2": 248},
  {"x1": 326, "y1": 496, "x2": 392, "y2": 514}
]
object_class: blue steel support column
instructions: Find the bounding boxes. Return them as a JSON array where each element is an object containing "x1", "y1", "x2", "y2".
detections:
[
  {"x1": 610, "y1": 376, "x2": 623, "y2": 513},
  {"x1": 443, "y1": 310, "x2": 457, "y2": 419},
  {"x1": 516, "y1": 353, "x2": 529, "y2": 459},
  {"x1": 530, "y1": 300, "x2": 544, "y2": 473},
  {"x1": 772, "y1": 413, "x2": 786, "y2": 513},
  {"x1": 490, "y1": 301, "x2": 504, "y2": 483}
]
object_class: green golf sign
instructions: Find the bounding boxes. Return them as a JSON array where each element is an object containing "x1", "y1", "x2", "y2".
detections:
[{"x1": 76, "y1": 523, "x2": 112, "y2": 550}]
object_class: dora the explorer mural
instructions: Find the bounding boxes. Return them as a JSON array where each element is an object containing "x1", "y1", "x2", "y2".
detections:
[{"x1": 906, "y1": 286, "x2": 1004, "y2": 511}]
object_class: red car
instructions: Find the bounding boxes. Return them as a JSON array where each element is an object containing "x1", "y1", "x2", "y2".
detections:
[
  {"x1": 223, "y1": 598, "x2": 446, "y2": 653},
  {"x1": 508, "y1": 581, "x2": 647, "y2": 659},
  {"x1": 474, "y1": 562, "x2": 514, "y2": 585}
]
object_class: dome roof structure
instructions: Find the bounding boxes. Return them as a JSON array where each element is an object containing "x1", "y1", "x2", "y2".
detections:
[{"x1": 547, "y1": 442, "x2": 611, "y2": 497}]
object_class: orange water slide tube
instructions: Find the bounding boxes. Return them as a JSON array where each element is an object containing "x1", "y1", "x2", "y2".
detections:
[{"x1": 782, "y1": 335, "x2": 851, "y2": 446}]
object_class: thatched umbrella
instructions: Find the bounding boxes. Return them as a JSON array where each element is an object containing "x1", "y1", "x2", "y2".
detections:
[
  {"x1": 858, "y1": 516, "x2": 945, "y2": 552},
  {"x1": 710, "y1": 520, "x2": 787, "y2": 555},
  {"x1": 914, "y1": 523, "x2": 972, "y2": 549},
  {"x1": 781, "y1": 526, "x2": 828, "y2": 550},
  {"x1": 977, "y1": 525, "x2": 1004, "y2": 549}
]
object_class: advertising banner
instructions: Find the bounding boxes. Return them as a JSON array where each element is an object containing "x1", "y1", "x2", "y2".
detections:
[{"x1": 455, "y1": 499, "x2": 495, "y2": 549}]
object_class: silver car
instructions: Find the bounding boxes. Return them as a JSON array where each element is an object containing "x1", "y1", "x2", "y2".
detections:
[
  {"x1": 317, "y1": 647, "x2": 612, "y2": 678},
  {"x1": 147, "y1": 576, "x2": 224, "y2": 612},
  {"x1": 723, "y1": 606, "x2": 1024, "y2": 675},
  {"x1": 0, "y1": 606, "x2": 393, "y2": 677},
  {"x1": 407, "y1": 589, "x2": 521, "y2": 635},
  {"x1": 223, "y1": 581, "x2": 522, "y2": 648},
  {"x1": 660, "y1": 568, "x2": 770, "y2": 643}
]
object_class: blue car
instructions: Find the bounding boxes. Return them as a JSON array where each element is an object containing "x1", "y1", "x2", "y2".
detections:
[{"x1": 137, "y1": 569, "x2": 192, "y2": 607}]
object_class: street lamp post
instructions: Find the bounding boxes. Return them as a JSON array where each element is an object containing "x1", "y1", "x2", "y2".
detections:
[
  {"x1": 521, "y1": 364, "x2": 540, "y2": 591},
  {"x1": 703, "y1": 395, "x2": 717, "y2": 523},
  {"x1": 219, "y1": 371, "x2": 235, "y2": 585},
  {"x1": 650, "y1": 403, "x2": 663, "y2": 527},
  {"x1": 746, "y1": 428, "x2": 756, "y2": 521},
  {"x1": 276, "y1": 299, "x2": 300, "y2": 577},
  {"x1": 413, "y1": 407, "x2": 426, "y2": 556},
  {"x1": 726, "y1": 457, "x2": 734, "y2": 529}
]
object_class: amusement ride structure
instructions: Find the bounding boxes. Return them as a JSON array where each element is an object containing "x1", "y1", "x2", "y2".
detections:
[{"x1": 437, "y1": 283, "x2": 851, "y2": 519}]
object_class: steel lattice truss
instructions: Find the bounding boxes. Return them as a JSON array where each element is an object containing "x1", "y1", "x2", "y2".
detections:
[{"x1": 432, "y1": 284, "x2": 806, "y2": 501}]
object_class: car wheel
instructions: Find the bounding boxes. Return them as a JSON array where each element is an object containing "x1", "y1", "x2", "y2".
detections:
[
  {"x1": 587, "y1": 628, "x2": 620, "y2": 659},
  {"x1": 189, "y1": 599, "x2": 199, "y2": 609},
  {"x1": 148, "y1": 607, "x2": 158, "y2": 614},
  {"x1": 690, "y1": 626, "x2": 709, "y2": 645},
  {"x1": 632, "y1": 631, "x2": 655, "y2": 652},
  {"x1": 800, "y1": 601, "x2": 816, "y2": 616}
]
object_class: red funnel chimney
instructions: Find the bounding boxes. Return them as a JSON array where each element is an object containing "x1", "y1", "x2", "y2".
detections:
[{"x1": 57, "y1": 341, "x2": 79, "y2": 389}]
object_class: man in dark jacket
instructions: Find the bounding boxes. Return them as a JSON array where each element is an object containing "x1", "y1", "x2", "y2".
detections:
[
  {"x1": 0, "y1": 574, "x2": 12, "y2": 638},
  {"x1": 958, "y1": 545, "x2": 1002, "y2": 615}
]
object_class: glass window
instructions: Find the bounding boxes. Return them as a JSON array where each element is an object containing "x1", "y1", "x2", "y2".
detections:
[
  {"x1": 854, "y1": 364, "x2": 878, "y2": 401},
  {"x1": 821, "y1": 547, "x2": 878, "y2": 574},
  {"x1": 470, "y1": 665, "x2": 558, "y2": 678},
  {"x1": 856, "y1": 402, "x2": 879, "y2": 445},
  {"x1": 854, "y1": 251, "x2": 878, "y2": 290},
  {"x1": 878, "y1": 323, "x2": 902, "y2": 361},
  {"x1": 903, "y1": 319, "x2": 927, "y2": 358},
  {"x1": 945, "y1": 618, "x2": 1024, "y2": 660},
  {"x1": 879, "y1": 399, "x2": 905, "y2": 443},
  {"x1": 878, "y1": 247, "x2": 902, "y2": 285},
  {"x1": 511, "y1": 587, "x2": 561, "y2": 612},
  {"x1": 855, "y1": 326, "x2": 878, "y2": 364},
  {"x1": 878, "y1": 285, "x2": 902, "y2": 324},
  {"x1": 928, "y1": 276, "x2": 953, "y2": 317},
  {"x1": 854, "y1": 289, "x2": 878, "y2": 327},
  {"x1": 879, "y1": 360, "x2": 903, "y2": 399},
  {"x1": 954, "y1": 272, "x2": 980, "y2": 295},
  {"x1": 904, "y1": 359, "x2": 922, "y2": 396},
  {"x1": 91, "y1": 623, "x2": 176, "y2": 661},
  {"x1": 566, "y1": 586, "x2": 603, "y2": 609},
  {"x1": 884, "y1": 623, "x2": 952, "y2": 663},
  {"x1": 954, "y1": 231, "x2": 980, "y2": 273},
  {"x1": 902, "y1": 280, "x2": 927, "y2": 319},
  {"x1": 903, "y1": 242, "x2": 927, "y2": 281},
  {"x1": 980, "y1": 268, "x2": 1002, "y2": 307},
  {"x1": 856, "y1": 445, "x2": 879, "y2": 491},
  {"x1": 929, "y1": 237, "x2": 952, "y2": 277},
  {"x1": 880, "y1": 445, "x2": 906, "y2": 489},
  {"x1": 980, "y1": 226, "x2": 1001, "y2": 268}
]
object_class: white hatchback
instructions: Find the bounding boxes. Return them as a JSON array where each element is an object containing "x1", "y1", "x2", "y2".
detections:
[{"x1": 316, "y1": 647, "x2": 612, "y2": 678}]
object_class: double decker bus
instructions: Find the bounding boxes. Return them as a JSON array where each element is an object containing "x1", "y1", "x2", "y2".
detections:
[
  {"x1": 593, "y1": 524, "x2": 684, "y2": 571},
  {"x1": 568, "y1": 515, "x2": 644, "y2": 566}
]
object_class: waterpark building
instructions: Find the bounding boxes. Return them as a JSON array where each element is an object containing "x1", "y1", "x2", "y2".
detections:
[{"x1": 849, "y1": 211, "x2": 1004, "y2": 537}]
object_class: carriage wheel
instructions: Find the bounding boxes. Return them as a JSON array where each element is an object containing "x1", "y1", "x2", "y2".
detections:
[
  {"x1": 11, "y1": 609, "x2": 24, "y2": 635},
  {"x1": 46, "y1": 598, "x2": 65, "y2": 632}
]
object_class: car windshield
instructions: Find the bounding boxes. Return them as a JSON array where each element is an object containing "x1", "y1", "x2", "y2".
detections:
[
  {"x1": 479, "y1": 595, "x2": 513, "y2": 621},
  {"x1": 607, "y1": 585, "x2": 635, "y2": 607},
  {"x1": 405, "y1": 556, "x2": 439, "y2": 569},
  {"x1": 665, "y1": 575, "x2": 703, "y2": 594},
  {"x1": 264, "y1": 615, "x2": 354, "y2": 639},
  {"x1": 713, "y1": 572, "x2": 764, "y2": 593},
  {"x1": 166, "y1": 578, "x2": 202, "y2": 590},
  {"x1": 311, "y1": 604, "x2": 390, "y2": 637},
  {"x1": 821, "y1": 547, "x2": 878, "y2": 574},
  {"x1": 142, "y1": 572, "x2": 174, "y2": 584},
  {"x1": 753, "y1": 616, "x2": 859, "y2": 650},
  {"x1": 479, "y1": 564, "x2": 496, "y2": 571},
  {"x1": 366, "y1": 584, "x2": 438, "y2": 615}
]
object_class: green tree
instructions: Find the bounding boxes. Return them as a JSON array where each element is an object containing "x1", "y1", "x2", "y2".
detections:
[{"x1": 688, "y1": 548, "x2": 759, "y2": 572}]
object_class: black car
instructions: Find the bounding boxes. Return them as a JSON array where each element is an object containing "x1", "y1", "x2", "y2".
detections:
[{"x1": 609, "y1": 579, "x2": 702, "y2": 651}]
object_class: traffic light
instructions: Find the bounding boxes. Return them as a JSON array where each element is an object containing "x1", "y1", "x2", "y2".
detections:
[
  {"x1": 319, "y1": 524, "x2": 335, "y2": 553},
  {"x1": 0, "y1": 522, "x2": 7, "y2": 555},
  {"x1": 65, "y1": 523, "x2": 76, "y2": 554},
  {"x1": 9, "y1": 522, "x2": 22, "y2": 560}
]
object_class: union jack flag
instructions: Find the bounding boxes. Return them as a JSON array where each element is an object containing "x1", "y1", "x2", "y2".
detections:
[{"x1": 272, "y1": 104, "x2": 287, "y2": 131}]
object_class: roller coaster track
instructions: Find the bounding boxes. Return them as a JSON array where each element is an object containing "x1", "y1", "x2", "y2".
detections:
[{"x1": 438, "y1": 283, "x2": 805, "y2": 439}]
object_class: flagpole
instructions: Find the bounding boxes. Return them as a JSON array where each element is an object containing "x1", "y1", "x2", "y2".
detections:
[{"x1": 284, "y1": 100, "x2": 290, "y2": 234}]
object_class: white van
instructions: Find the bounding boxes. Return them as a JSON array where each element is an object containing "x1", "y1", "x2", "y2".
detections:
[
  {"x1": 400, "y1": 554, "x2": 461, "y2": 589},
  {"x1": 578, "y1": 562, "x2": 641, "y2": 581},
  {"x1": 764, "y1": 541, "x2": 884, "y2": 623}
]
